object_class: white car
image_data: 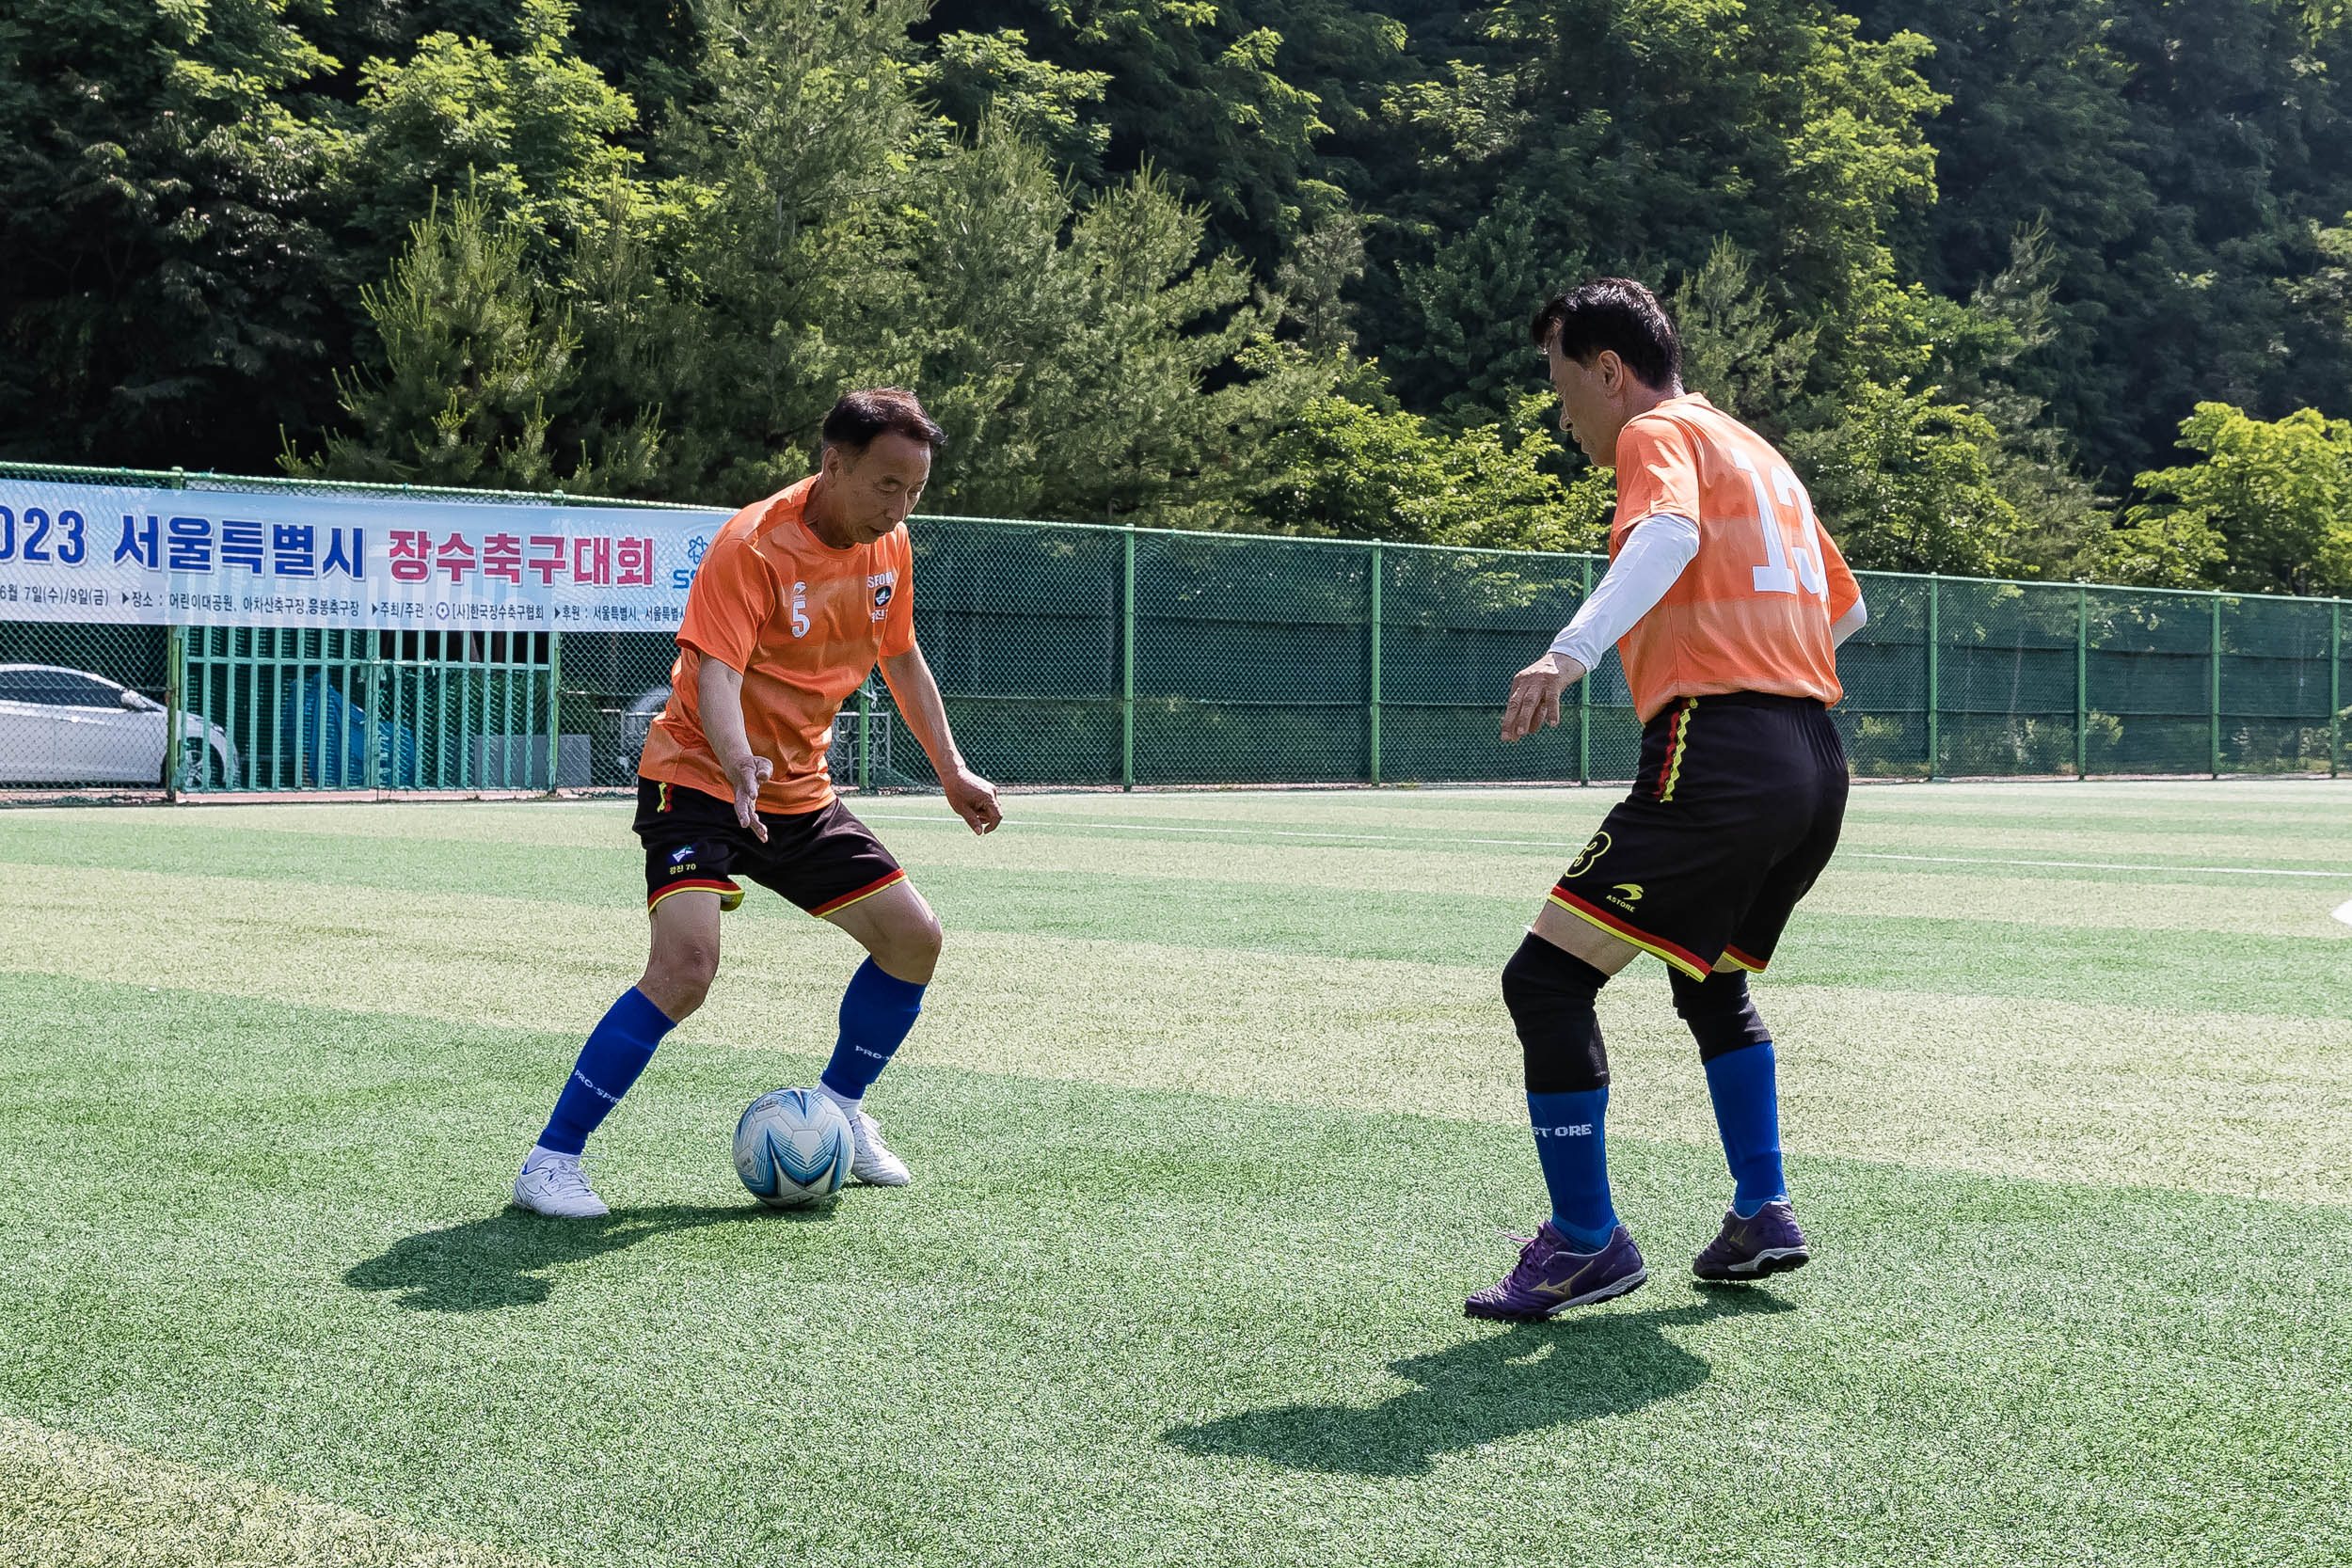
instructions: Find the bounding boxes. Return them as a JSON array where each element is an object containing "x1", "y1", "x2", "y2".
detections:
[{"x1": 0, "y1": 663, "x2": 241, "y2": 788}]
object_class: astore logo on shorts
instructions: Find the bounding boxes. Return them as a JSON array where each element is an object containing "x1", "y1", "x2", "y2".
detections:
[{"x1": 1534, "y1": 1123, "x2": 1594, "y2": 1137}]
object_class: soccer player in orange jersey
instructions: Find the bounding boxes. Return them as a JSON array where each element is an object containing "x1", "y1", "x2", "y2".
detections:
[
  {"x1": 1466, "y1": 279, "x2": 1869, "y2": 1319},
  {"x1": 513, "y1": 388, "x2": 1002, "y2": 1218}
]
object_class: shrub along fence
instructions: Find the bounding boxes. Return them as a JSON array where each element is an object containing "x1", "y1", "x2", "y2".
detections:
[{"x1": 0, "y1": 465, "x2": 2343, "y2": 797}]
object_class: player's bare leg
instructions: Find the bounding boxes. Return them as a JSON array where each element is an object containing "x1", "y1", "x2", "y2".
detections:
[
  {"x1": 514, "y1": 892, "x2": 717, "y2": 1217},
  {"x1": 638, "y1": 889, "x2": 724, "y2": 1021},
  {"x1": 1528, "y1": 900, "x2": 1643, "y2": 974},
  {"x1": 822, "y1": 879, "x2": 943, "y2": 984},
  {"x1": 812, "y1": 879, "x2": 944, "y2": 1184}
]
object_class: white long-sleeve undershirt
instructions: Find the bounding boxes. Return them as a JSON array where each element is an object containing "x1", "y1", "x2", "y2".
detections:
[
  {"x1": 1544, "y1": 514, "x2": 1872, "y2": 670},
  {"x1": 1545, "y1": 514, "x2": 1701, "y2": 673}
]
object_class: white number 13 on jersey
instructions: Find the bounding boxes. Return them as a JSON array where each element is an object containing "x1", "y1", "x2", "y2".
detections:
[{"x1": 1729, "y1": 450, "x2": 1828, "y2": 598}]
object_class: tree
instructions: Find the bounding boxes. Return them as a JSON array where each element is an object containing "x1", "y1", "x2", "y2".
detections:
[
  {"x1": 0, "y1": 0, "x2": 342, "y2": 468},
  {"x1": 283, "y1": 194, "x2": 660, "y2": 493},
  {"x1": 1250, "y1": 385, "x2": 1609, "y2": 549},
  {"x1": 1845, "y1": 0, "x2": 2352, "y2": 482},
  {"x1": 2093, "y1": 403, "x2": 2352, "y2": 594},
  {"x1": 1669, "y1": 237, "x2": 1818, "y2": 433},
  {"x1": 918, "y1": 0, "x2": 1409, "y2": 274},
  {"x1": 336, "y1": 0, "x2": 645, "y2": 266},
  {"x1": 1793, "y1": 380, "x2": 2024, "y2": 576}
]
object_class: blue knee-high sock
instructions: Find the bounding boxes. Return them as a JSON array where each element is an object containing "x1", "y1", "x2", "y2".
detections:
[
  {"x1": 818, "y1": 958, "x2": 926, "y2": 1102},
  {"x1": 1703, "y1": 1039, "x2": 1786, "y2": 1216},
  {"x1": 537, "y1": 988, "x2": 675, "y2": 1156},
  {"x1": 1526, "y1": 1088, "x2": 1617, "y2": 1250}
]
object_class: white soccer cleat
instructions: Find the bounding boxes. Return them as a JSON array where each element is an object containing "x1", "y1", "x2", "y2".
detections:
[
  {"x1": 847, "y1": 1110, "x2": 911, "y2": 1186},
  {"x1": 512, "y1": 1147, "x2": 611, "y2": 1218}
]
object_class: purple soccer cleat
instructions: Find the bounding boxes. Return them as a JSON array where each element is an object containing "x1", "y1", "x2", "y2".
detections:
[
  {"x1": 1465, "y1": 1221, "x2": 1647, "y2": 1321},
  {"x1": 1692, "y1": 1198, "x2": 1811, "y2": 1281}
]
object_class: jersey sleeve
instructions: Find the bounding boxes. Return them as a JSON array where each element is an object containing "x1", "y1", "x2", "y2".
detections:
[
  {"x1": 676, "y1": 527, "x2": 775, "y2": 671},
  {"x1": 1610, "y1": 417, "x2": 1704, "y2": 554},
  {"x1": 878, "y1": 531, "x2": 915, "y2": 659},
  {"x1": 1817, "y1": 519, "x2": 1862, "y2": 621}
]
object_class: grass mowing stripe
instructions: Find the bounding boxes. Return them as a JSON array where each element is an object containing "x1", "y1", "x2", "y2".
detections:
[
  {"x1": 1840, "y1": 850, "x2": 2352, "y2": 878},
  {"x1": 3, "y1": 971, "x2": 2349, "y2": 1568},
  {"x1": 9, "y1": 814, "x2": 2344, "y2": 934},
  {"x1": 0, "y1": 1417, "x2": 549, "y2": 1568},
  {"x1": 5, "y1": 855, "x2": 2349, "y2": 1203},
  {"x1": 859, "y1": 810, "x2": 2352, "y2": 878}
]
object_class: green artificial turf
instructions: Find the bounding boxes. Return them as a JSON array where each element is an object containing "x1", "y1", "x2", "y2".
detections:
[{"x1": 2, "y1": 781, "x2": 2349, "y2": 1565}]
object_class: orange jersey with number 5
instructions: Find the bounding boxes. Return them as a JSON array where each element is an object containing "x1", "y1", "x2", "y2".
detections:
[{"x1": 1608, "y1": 394, "x2": 1860, "y2": 724}]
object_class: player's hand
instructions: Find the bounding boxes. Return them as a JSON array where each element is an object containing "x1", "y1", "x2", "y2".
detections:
[
  {"x1": 944, "y1": 765, "x2": 1001, "y2": 835},
  {"x1": 723, "y1": 752, "x2": 773, "y2": 841},
  {"x1": 1501, "y1": 654, "x2": 1585, "y2": 742}
]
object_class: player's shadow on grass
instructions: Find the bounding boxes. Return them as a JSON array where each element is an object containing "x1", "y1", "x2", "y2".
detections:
[
  {"x1": 1163, "y1": 1286, "x2": 1792, "y2": 1477},
  {"x1": 344, "y1": 1202, "x2": 810, "y2": 1312}
]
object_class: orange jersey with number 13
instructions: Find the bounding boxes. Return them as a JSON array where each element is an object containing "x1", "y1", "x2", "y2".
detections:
[{"x1": 1608, "y1": 393, "x2": 1861, "y2": 724}]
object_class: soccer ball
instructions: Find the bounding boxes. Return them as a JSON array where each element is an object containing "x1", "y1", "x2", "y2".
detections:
[{"x1": 733, "y1": 1088, "x2": 855, "y2": 1207}]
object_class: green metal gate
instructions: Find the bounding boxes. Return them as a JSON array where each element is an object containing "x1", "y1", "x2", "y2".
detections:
[{"x1": 178, "y1": 627, "x2": 567, "y2": 792}]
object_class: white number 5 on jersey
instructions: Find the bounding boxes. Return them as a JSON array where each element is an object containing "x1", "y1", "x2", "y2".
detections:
[{"x1": 1729, "y1": 449, "x2": 1828, "y2": 599}]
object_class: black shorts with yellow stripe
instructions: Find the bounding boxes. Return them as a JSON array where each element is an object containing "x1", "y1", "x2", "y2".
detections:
[
  {"x1": 1548, "y1": 691, "x2": 1847, "y2": 979},
  {"x1": 635, "y1": 778, "x2": 906, "y2": 918}
]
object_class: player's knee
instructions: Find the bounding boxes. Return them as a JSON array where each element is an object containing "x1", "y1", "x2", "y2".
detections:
[
  {"x1": 1501, "y1": 932, "x2": 1611, "y2": 1093},
  {"x1": 1668, "y1": 966, "x2": 1771, "y2": 1061},
  {"x1": 645, "y1": 939, "x2": 720, "y2": 1016},
  {"x1": 871, "y1": 907, "x2": 942, "y2": 982}
]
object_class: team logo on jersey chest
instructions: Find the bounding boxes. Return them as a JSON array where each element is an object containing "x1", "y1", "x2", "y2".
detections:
[{"x1": 866, "y1": 570, "x2": 897, "y2": 622}]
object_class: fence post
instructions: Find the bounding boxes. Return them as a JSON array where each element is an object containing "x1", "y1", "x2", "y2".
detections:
[
  {"x1": 2333, "y1": 598, "x2": 2342, "y2": 780},
  {"x1": 365, "y1": 655, "x2": 382, "y2": 792},
  {"x1": 1577, "y1": 554, "x2": 1592, "y2": 785},
  {"x1": 1926, "y1": 576, "x2": 1941, "y2": 779},
  {"x1": 164, "y1": 625, "x2": 185, "y2": 800},
  {"x1": 546, "y1": 630, "x2": 563, "y2": 794},
  {"x1": 1368, "y1": 540, "x2": 1382, "y2": 785},
  {"x1": 2210, "y1": 594, "x2": 2222, "y2": 779},
  {"x1": 1120, "y1": 524, "x2": 1136, "y2": 791},
  {"x1": 2075, "y1": 587, "x2": 2089, "y2": 781}
]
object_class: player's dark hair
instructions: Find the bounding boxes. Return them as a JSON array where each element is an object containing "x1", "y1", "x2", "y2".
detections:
[
  {"x1": 1528, "y1": 278, "x2": 1683, "y2": 391},
  {"x1": 821, "y1": 388, "x2": 946, "y2": 455}
]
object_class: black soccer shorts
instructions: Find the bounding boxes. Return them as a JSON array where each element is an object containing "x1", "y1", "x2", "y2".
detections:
[
  {"x1": 1548, "y1": 691, "x2": 1848, "y2": 979},
  {"x1": 634, "y1": 778, "x2": 906, "y2": 917}
]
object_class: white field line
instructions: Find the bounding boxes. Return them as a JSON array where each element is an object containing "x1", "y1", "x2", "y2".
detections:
[{"x1": 858, "y1": 812, "x2": 2352, "y2": 880}]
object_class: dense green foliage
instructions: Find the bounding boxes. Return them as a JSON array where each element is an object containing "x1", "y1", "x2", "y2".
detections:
[{"x1": 4, "y1": 0, "x2": 2349, "y2": 592}]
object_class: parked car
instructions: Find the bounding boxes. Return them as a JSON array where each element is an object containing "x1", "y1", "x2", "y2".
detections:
[{"x1": 0, "y1": 663, "x2": 241, "y2": 787}]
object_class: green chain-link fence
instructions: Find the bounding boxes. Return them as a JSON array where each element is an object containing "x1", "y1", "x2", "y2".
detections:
[{"x1": 1, "y1": 465, "x2": 2344, "y2": 796}]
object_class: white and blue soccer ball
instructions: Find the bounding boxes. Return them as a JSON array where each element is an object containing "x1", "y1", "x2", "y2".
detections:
[{"x1": 733, "y1": 1088, "x2": 855, "y2": 1207}]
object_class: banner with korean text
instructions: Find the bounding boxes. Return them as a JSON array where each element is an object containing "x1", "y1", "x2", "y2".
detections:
[{"x1": 0, "y1": 480, "x2": 730, "y2": 630}]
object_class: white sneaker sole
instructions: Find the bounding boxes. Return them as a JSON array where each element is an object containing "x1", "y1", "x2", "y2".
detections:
[{"x1": 510, "y1": 1181, "x2": 610, "y2": 1219}]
